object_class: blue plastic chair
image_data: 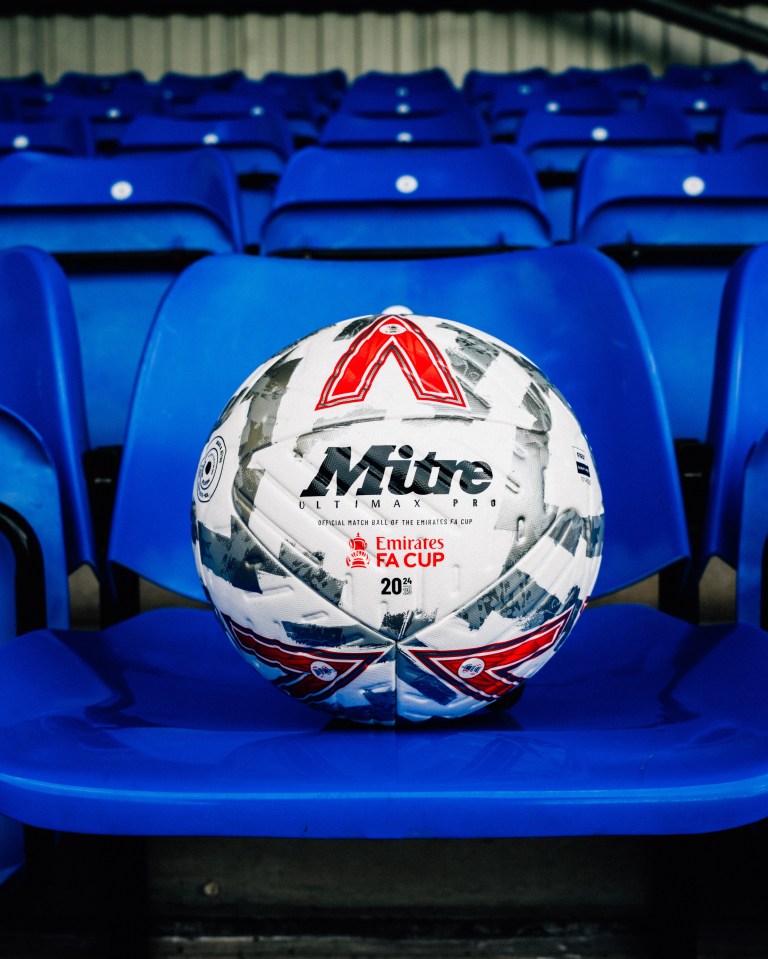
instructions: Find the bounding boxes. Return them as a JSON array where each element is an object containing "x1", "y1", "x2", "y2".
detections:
[
  {"x1": 703, "y1": 243, "x2": 768, "y2": 626},
  {"x1": 171, "y1": 89, "x2": 285, "y2": 121},
  {"x1": 463, "y1": 68, "x2": 550, "y2": 116},
  {"x1": 0, "y1": 246, "x2": 95, "y2": 608},
  {"x1": 55, "y1": 71, "x2": 147, "y2": 97},
  {"x1": 0, "y1": 150, "x2": 244, "y2": 450},
  {"x1": 719, "y1": 108, "x2": 768, "y2": 152},
  {"x1": 644, "y1": 80, "x2": 768, "y2": 146},
  {"x1": 337, "y1": 84, "x2": 467, "y2": 119},
  {"x1": 157, "y1": 70, "x2": 245, "y2": 105},
  {"x1": 516, "y1": 105, "x2": 697, "y2": 241},
  {"x1": 260, "y1": 144, "x2": 551, "y2": 257},
  {"x1": 0, "y1": 116, "x2": 93, "y2": 156},
  {"x1": 349, "y1": 69, "x2": 456, "y2": 97},
  {"x1": 319, "y1": 109, "x2": 489, "y2": 148},
  {"x1": 489, "y1": 82, "x2": 620, "y2": 143},
  {"x1": 1, "y1": 247, "x2": 768, "y2": 839},
  {"x1": 18, "y1": 89, "x2": 167, "y2": 151},
  {"x1": 117, "y1": 114, "x2": 293, "y2": 248},
  {"x1": 256, "y1": 74, "x2": 335, "y2": 146},
  {"x1": 556, "y1": 64, "x2": 652, "y2": 109},
  {"x1": 574, "y1": 146, "x2": 768, "y2": 446}
]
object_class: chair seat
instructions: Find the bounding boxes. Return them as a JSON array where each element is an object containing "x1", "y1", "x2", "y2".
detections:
[{"x1": 1, "y1": 603, "x2": 766, "y2": 838}]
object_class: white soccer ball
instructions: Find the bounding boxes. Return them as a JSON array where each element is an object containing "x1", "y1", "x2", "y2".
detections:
[{"x1": 192, "y1": 310, "x2": 604, "y2": 725}]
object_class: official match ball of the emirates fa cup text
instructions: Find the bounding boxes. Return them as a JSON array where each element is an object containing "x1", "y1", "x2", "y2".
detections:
[{"x1": 192, "y1": 310, "x2": 604, "y2": 725}]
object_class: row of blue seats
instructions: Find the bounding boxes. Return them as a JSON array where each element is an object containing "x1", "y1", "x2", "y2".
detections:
[
  {"x1": 0, "y1": 140, "x2": 763, "y2": 457},
  {"x1": 2, "y1": 239, "x2": 768, "y2": 882},
  {"x1": 6, "y1": 99, "x2": 768, "y2": 158},
  {"x1": 3, "y1": 61, "x2": 768, "y2": 153}
]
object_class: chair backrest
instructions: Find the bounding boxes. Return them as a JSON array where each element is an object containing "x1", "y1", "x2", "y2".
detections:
[
  {"x1": 463, "y1": 68, "x2": 550, "y2": 113},
  {"x1": 0, "y1": 117, "x2": 93, "y2": 156},
  {"x1": 644, "y1": 80, "x2": 768, "y2": 143},
  {"x1": 158, "y1": 70, "x2": 245, "y2": 104},
  {"x1": 0, "y1": 149, "x2": 243, "y2": 252},
  {"x1": 719, "y1": 108, "x2": 768, "y2": 152},
  {"x1": 516, "y1": 105, "x2": 697, "y2": 174},
  {"x1": 574, "y1": 147, "x2": 768, "y2": 442},
  {"x1": 55, "y1": 70, "x2": 147, "y2": 97},
  {"x1": 0, "y1": 246, "x2": 94, "y2": 576},
  {"x1": 319, "y1": 110, "x2": 489, "y2": 148},
  {"x1": 259, "y1": 144, "x2": 551, "y2": 257},
  {"x1": 0, "y1": 151, "x2": 244, "y2": 447},
  {"x1": 704, "y1": 243, "x2": 768, "y2": 580},
  {"x1": 337, "y1": 85, "x2": 467, "y2": 119},
  {"x1": 489, "y1": 82, "x2": 620, "y2": 142},
  {"x1": 517, "y1": 105, "x2": 697, "y2": 242},
  {"x1": 109, "y1": 248, "x2": 688, "y2": 604},
  {"x1": 117, "y1": 114, "x2": 293, "y2": 176},
  {"x1": 0, "y1": 406, "x2": 70, "y2": 630}
]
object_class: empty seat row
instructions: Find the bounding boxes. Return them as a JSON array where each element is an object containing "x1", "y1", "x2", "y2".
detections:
[
  {"x1": 4, "y1": 61, "x2": 768, "y2": 153},
  {"x1": 1, "y1": 140, "x2": 767, "y2": 465}
]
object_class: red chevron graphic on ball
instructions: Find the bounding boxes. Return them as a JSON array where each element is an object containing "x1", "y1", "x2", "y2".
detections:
[
  {"x1": 406, "y1": 609, "x2": 573, "y2": 702},
  {"x1": 223, "y1": 615, "x2": 387, "y2": 702},
  {"x1": 316, "y1": 314, "x2": 466, "y2": 410}
]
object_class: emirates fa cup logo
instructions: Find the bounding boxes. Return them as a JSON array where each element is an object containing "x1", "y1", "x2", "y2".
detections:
[{"x1": 346, "y1": 532, "x2": 370, "y2": 569}]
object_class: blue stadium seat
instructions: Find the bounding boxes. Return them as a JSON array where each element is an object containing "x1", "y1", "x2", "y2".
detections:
[
  {"x1": 703, "y1": 243, "x2": 768, "y2": 627},
  {"x1": 157, "y1": 70, "x2": 245, "y2": 105},
  {"x1": 256, "y1": 74, "x2": 337, "y2": 146},
  {"x1": 319, "y1": 109, "x2": 489, "y2": 148},
  {"x1": 117, "y1": 114, "x2": 293, "y2": 248},
  {"x1": 556, "y1": 64, "x2": 652, "y2": 109},
  {"x1": 0, "y1": 246, "x2": 95, "y2": 613},
  {"x1": 489, "y1": 81, "x2": 620, "y2": 142},
  {"x1": 463, "y1": 68, "x2": 550, "y2": 116},
  {"x1": 516, "y1": 105, "x2": 697, "y2": 241},
  {"x1": 337, "y1": 84, "x2": 467, "y2": 119},
  {"x1": 260, "y1": 144, "x2": 551, "y2": 257},
  {"x1": 171, "y1": 89, "x2": 285, "y2": 121},
  {"x1": 55, "y1": 71, "x2": 147, "y2": 97},
  {"x1": 644, "y1": 78, "x2": 768, "y2": 146},
  {"x1": 662, "y1": 59, "x2": 757, "y2": 88},
  {"x1": 574, "y1": 146, "x2": 768, "y2": 446},
  {"x1": 16, "y1": 88, "x2": 166, "y2": 151},
  {"x1": 348, "y1": 68, "x2": 456, "y2": 97},
  {"x1": 1, "y1": 247, "x2": 768, "y2": 838},
  {"x1": 719, "y1": 108, "x2": 768, "y2": 152},
  {"x1": 0, "y1": 150, "x2": 244, "y2": 450},
  {"x1": 0, "y1": 116, "x2": 93, "y2": 156}
]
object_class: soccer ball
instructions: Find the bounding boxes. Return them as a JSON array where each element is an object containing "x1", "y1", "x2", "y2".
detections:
[{"x1": 192, "y1": 310, "x2": 604, "y2": 725}]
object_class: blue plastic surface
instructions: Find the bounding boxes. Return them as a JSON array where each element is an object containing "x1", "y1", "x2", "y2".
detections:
[
  {"x1": 117, "y1": 114, "x2": 293, "y2": 175},
  {"x1": 516, "y1": 106, "x2": 697, "y2": 242},
  {"x1": 719, "y1": 108, "x2": 768, "y2": 152},
  {"x1": 12, "y1": 247, "x2": 768, "y2": 837},
  {"x1": 319, "y1": 110, "x2": 489, "y2": 148},
  {"x1": 704, "y1": 244, "x2": 768, "y2": 602},
  {"x1": 0, "y1": 406, "x2": 70, "y2": 629},
  {"x1": 0, "y1": 247, "x2": 94, "y2": 578},
  {"x1": 489, "y1": 83, "x2": 620, "y2": 141},
  {"x1": 575, "y1": 147, "x2": 768, "y2": 442},
  {"x1": 260, "y1": 145, "x2": 551, "y2": 256},
  {"x1": 0, "y1": 151, "x2": 243, "y2": 447},
  {"x1": 347, "y1": 69, "x2": 455, "y2": 97},
  {"x1": 644, "y1": 79, "x2": 768, "y2": 140},
  {"x1": 0, "y1": 116, "x2": 93, "y2": 156},
  {"x1": 337, "y1": 86, "x2": 467, "y2": 118}
]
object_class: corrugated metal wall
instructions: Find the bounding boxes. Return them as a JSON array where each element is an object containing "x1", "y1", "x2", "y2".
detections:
[{"x1": 1, "y1": 6, "x2": 767, "y2": 84}]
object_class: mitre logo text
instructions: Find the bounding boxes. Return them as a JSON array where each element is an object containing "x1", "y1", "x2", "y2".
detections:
[{"x1": 299, "y1": 443, "x2": 494, "y2": 498}]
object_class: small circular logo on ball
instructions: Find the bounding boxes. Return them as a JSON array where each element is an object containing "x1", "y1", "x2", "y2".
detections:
[{"x1": 196, "y1": 435, "x2": 226, "y2": 502}]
